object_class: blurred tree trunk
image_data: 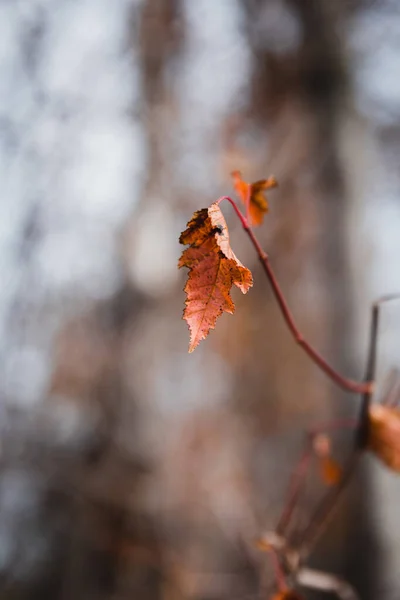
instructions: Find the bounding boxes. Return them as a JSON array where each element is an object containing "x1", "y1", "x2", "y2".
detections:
[
  {"x1": 228, "y1": 1, "x2": 377, "y2": 597},
  {"x1": 0, "y1": 1, "x2": 387, "y2": 599}
]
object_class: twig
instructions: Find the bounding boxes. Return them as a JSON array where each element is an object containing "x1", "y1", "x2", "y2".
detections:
[
  {"x1": 297, "y1": 453, "x2": 360, "y2": 558},
  {"x1": 357, "y1": 294, "x2": 400, "y2": 447},
  {"x1": 290, "y1": 294, "x2": 400, "y2": 559},
  {"x1": 217, "y1": 196, "x2": 372, "y2": 395},
  {"x1": 276, "y1": 445, "x2": 312, "y2": 536},
  {"x1": 276, "y1": 418, "x2": 357, "y2": 537}
]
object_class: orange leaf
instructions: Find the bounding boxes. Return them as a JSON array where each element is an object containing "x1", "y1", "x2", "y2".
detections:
[
  {"x1": 368, "y1": 404, "x2": 400, "y2": 472},
  {"x1": 255, "y1": 538, "x2": 272, "y2": 552},
  {"x1": 320, "y1": 456, "x2": 342, "y2": 486},
  {"x1": 313, "y1": 434, "x2": 342, "y2": 485},
  {"x1": 179, "y1": 203, "x2": 253, "y2": 352},
  {"x1": 232, "y1": 170, "x2": 278, "y2": 226}
]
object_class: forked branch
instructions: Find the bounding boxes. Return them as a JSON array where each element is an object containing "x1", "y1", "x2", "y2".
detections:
[{"x1": 217, "y1": 196, "x2": 372, "y2": 396}]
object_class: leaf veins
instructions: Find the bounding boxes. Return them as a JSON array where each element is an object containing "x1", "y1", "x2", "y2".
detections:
[{"x1": 178, "y1": 203, "x2": 253, "y2": 352}]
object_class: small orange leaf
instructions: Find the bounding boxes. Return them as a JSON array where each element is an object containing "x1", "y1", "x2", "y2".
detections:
[
  {"x1": 179, "y1": 203, "x2": 253, "y2": 352},
  {"x1": 313, "y1": 434, "x2": 342, "y2": 485},
  {"x1": 255, "y1": 538, "x2": 272, "y2": 552},
  {"x1": 232, "y1": 170, "x2": 278, "y2": 226},
  {"x1": 368, "y1": 404, "x2": 400, "y2": 472},
  {"x1": 320, "y1": 456, "x2": 342, "y2": 486}
]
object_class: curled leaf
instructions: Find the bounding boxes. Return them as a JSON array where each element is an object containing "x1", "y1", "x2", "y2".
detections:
[
  {"x1": 232, "y1": 170, "x2": 278, "y2": 226},
  {"x1": 179, "y1": 203, "x2": 253, "y2": 352},
  {"x1": 368, "y1": 404, "x2": 400, "y2": 472}
]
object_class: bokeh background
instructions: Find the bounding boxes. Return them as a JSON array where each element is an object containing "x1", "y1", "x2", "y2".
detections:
[{"x1": 1, "y1": 1, "x2": 400, "y2": 599}]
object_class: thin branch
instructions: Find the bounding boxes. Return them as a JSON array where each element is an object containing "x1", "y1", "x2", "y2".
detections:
[
  {"x1": 357, "y1": 294, "x2": 400, "y2": 447},
  {"x1": 276, "y1": 444, "x2": 312, "y2": 536},
  {"x1": 285, "y1": 296, "x2": 400, "y2": 561},
  {"x1": 276, "y1": 418, "x2": 357, "y2": 537},
  {"x1": 217, "y1": 196, "x2": 372, "y2": 395},
  {"x1": 298, "y1": 453, "x2": 360, "y2": 559},
  {"x1": 269, "y1": 547, "x2": 288, "y2": 593}
]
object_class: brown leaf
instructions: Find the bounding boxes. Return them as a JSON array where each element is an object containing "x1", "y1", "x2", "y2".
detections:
[
  {"x1": 320, "y1": 456, "x2": 342, "y2": 486},
  {"x1": 368, "y1": 404, "x2": 400, "y2": 472},
  {"x1": 232, "y1": 170, "x2": 278, "y2": 226},
  {"x1": 313, "y1": 434, "x2": 342, "y2": 485},
  {"x1": 179, "y1": 203, "x2": 253, "y2": 352},
  {"x1": 255, "y1": 538, "x2": 273, "y2": 552}
]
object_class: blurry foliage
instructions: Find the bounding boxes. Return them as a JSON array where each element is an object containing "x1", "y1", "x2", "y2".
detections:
[{"x1": 0, "y1": 1, "x2": 400, "y2": 600}]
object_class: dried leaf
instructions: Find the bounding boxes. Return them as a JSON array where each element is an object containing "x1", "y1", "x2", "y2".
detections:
[
  {"x1": 368, "y1": 404, "x2": 400, "y2": 472},
  {"x1": 255, "y1": 538, "x2": 273, "y2": 552},
  {"x1": 313, "y1": 433, "x2": 342, "y2": 485},
  {"x1": 179, "y1": 203, "x2": 253, "y2": 352},
  {"x1": 232, "y1": 170, "x2": 278, "y2": 226},
  {"x1": 320, "y1": 456, "x2": 342, "y2": 486}
]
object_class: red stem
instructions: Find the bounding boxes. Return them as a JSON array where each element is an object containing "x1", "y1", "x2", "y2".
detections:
[
  {"x1": 217, "y1": 196, "x2": 372, "y2": 396},
  {"x1": 269, "y1": 547, "x2": 288, "y2": 593},
  {"x1": 276, "y1": 444, "x2": 312, "y2": 536},
  {"x1": 276, "y1": 417, "x2": 357, "y2": 537}
]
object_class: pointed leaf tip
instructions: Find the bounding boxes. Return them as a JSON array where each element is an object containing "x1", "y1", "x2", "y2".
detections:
[{"x1": 231, "y1": 170, "x2": 278, "y2": 226}]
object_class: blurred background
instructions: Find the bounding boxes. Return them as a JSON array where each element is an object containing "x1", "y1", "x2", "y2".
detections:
[{"x1": 1, "y1": 0, "x2": 400, "y2": 598}]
